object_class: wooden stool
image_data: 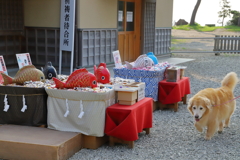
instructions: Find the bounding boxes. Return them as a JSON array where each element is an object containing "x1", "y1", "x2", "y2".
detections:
[
  {"x1": 105, "y1": 98, "x2": 153, "y2": 148},
  {"x1": 159, "y1": 94, "x2": 187, "y2": 112},
  {"x1": 159, "y1": 102, "x2": 178, "y2": 112},
  {"x1": 158, "y1": 77, "x2": 191, "y2": 112},
  {"x1": 109, "y1": 128, "x2": 150, "y2": 148},
  {"x1": 182, "y1": 94, "x2": 187, "y2": 104}
]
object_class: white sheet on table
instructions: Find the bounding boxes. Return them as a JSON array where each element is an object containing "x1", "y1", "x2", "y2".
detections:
[{"x1": 46, "y1": 89, "x2": 115, "y2": 137}]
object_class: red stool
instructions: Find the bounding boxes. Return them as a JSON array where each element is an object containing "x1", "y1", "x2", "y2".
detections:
[
  {"x1": 158, "y1": 77, "x2": 191, "y2": 112},
  {"x1": 104, "y1": 98, "x2": 153, "y2": 148}
]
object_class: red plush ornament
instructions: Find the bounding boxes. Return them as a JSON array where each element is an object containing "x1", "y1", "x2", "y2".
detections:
[
  {"x1": 94, "y1": 63, "x2": 110, "y2": 84},
  {"x1": 53, "y1": 68, "x2": 97, "y2": 89}
]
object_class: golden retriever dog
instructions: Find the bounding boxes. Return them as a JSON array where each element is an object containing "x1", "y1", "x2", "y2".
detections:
[{"x1": 188, "y1": 72, "x2": 238, "y2": 140}]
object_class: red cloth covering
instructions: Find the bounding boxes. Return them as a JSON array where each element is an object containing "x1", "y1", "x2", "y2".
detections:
[
  {"x1": 104, "y1": 98, "x2": 153, "y2": 141},
  {"x1": 158, "y1": 77, "x2": 191, "y2": 104}
]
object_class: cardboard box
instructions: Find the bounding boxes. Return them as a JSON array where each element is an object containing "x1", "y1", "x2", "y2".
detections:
[
  {"x1": 166, "y1": 67, "x2": 180, "y2": 82},
  {"x1": 0, "y1": 125, "x2": 82, "y2": 160}
]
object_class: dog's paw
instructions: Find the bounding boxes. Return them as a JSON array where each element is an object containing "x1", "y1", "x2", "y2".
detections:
[
  {"x1": 204, "y1": 136, "x2": 211, "y2": 140},
  {"x1": 224, "y1": 125, "x2": 229, "y2": 128},
  {"x1": 218, "y1": 130, "x2": 223, "y2": 134}
]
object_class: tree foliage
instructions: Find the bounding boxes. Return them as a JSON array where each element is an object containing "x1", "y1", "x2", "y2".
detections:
[
  {"x1": 190, "y1": 0, "x2": 201, "y2": 25},
  {"x1": 227, "y1": 10, "x2": 240, "y2": 26},
  {"x1": 218, "y1": 0, "x2": 231, "y2": 26}
]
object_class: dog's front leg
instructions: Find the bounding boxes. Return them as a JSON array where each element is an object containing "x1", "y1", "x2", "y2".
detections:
[
  {"x1": 194, "y1": 123, "x2": 203, "y2": 132},
  {"x1": 205, "y1": 123, "x2": 217, "y2": 140}
]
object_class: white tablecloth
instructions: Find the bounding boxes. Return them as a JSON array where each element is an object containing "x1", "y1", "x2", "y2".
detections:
[{"x1": 45, "y1": 88, "x2": 115, "y2": 137}]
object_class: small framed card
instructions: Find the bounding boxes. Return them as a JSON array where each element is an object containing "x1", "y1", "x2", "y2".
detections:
[
  {"x1": 0, "y1": 56, "x2": 8, "y2": 75},
  {"x1": 16, "y1": 53, "x2": 32, "y2": 69},
  {"x1": 112, "y1": 50, "x2": 123, "y2": 68},
  {"x1": 0, "y1": 56, "x2": 8, "y2": 84}
]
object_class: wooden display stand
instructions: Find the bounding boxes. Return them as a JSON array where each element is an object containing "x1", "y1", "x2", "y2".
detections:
[
  {"x1": 153, "y1": 100, "x2": 159, "y2": 111},
  {"x1": 159, "y1": 95, "x2": 187, "y2": 112},
  {"x1": 158, "y1": 77, "x2": 191, "y2": 112},
  {"x1": 82, "y1": 135, "x2": 108, "y2": 149},
  {"x1": 109, "y1": 128, "x2": 150, "y2": 148},
  {"x1": 105, "y1": 98, "x2": 152, "y2": 148}
]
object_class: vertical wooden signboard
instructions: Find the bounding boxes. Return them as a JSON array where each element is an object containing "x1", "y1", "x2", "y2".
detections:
[{"x1": 59, "y1": 0, "x2": 76, "y2": 74}]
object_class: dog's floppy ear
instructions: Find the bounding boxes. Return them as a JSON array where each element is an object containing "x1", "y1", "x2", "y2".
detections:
[
  {"x1": 201, "y1": 96, "x2": 212, "y2": 110},
  {"x1": 187, "y1": 97, "x2": 194, "y2": 115}
]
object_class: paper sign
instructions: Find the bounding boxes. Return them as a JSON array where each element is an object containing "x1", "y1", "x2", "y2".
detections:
[
  {"x1": 16, "y1": 53, "x2": 32, "y2": 69},
  {"x1": 118, "y1": 11, "x2": 123, "y2": 22},
  {"x1": 0, "y1": 56, "x2": 8, "y2": 75},
  {"x1": 127, "y1": 11, "x2": 133, "y2": 22},
  {"x1": 112, "y1": 50, "x2": 123, "y2": 68},
  {"x1": 60, "y1": 0, "x2": 76, "y2": 52},
  {"x1": 0, "y1": 56, "x2": 7, "y2": 84}
]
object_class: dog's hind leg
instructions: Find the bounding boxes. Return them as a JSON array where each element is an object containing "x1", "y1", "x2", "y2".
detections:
[
  {"x1": 224, "y1": 118, "x2": 230, "y2": 128},
  {"x1": 224, "y1": 102, "x2": 236, "y2": 128},
  {"x1": 218, "y1": 121, "x2": 224, "y2": 133}
]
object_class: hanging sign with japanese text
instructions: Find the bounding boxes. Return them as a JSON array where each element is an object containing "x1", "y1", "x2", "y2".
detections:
[{"x1": 59, "y1": 0, "x2": 76, "y2": 51}]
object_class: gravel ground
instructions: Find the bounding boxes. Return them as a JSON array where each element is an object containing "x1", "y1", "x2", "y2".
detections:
[{"x1": 68, "y1": 53, "x2": 240, "y2": 160}]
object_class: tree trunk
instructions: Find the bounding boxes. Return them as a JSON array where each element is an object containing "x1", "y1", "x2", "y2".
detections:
[
  {"x1": 190, "y1": 0, "x2": 201, "y2": 25},
  {"x1": 222, "y1": 17, "x2": 225, "y2": 26}
]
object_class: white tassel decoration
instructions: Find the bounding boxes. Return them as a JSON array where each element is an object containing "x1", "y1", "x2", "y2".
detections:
[
  {"x1": 21, "y1": 95, "x2": 27, "y2": 112},
  {"x1": 3, "y1": 94, "x2": 10, "y2": 112},
  {"x1": 64, "y1": 99, "x2": 70, "y2": 117},
  {"x1": 78, "y1": 100, "x2": 84, "y2": 118}
]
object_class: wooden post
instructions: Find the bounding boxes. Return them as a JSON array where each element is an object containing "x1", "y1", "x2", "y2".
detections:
[
  {"x1": 214, "y1": 35, "x2": 220, "y2": 55},
  {"x1": 231, "y1": 35, "x2": 234, "y2": 54},
  {"x1": 227, "y1": 35, "x2": 230, "y2": 54},
  {"x1": 235, "y1": 35, "x2": 238, "y2": 54},
  {"x1": 238, "y1": 36, "x2": 240, "y2": 54},
  {"x1": 223, "y1": 35, "x2": 227, "y2": 52},
  {"x1": 220, "y1": 35, "x2": 223, "y2": 54}
]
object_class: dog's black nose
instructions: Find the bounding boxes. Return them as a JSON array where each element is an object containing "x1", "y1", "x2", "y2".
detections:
[{"x1": 195, "y1": 115, "x2": 199, "y2": 119}]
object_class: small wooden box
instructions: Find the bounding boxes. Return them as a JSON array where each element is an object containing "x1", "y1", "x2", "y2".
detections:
[
  {"x1": 180, "y1": 69, "x2": 185, "y2": 79},
  {"x1": 126, "y1": 82, "x2": 145, "y2": 101},
  {"x1": 118, "y1": 91, "x2": 137, "y2": 105},
  {"x1": 118, "y1": 100, "x2": 136, "y2": 105},
  {"x1": 166, "y1": 67, "x2": 180, "y2": 82}
]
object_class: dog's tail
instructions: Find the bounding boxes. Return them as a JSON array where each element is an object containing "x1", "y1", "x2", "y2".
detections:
[{"x1": 221, "y1": 72, "x2": 238, "y2": 91}]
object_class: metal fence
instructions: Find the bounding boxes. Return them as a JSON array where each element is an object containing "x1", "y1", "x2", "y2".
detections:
[
  {"x1": 171, "y1": 35, "x2": 240, "y2": 55},
  {"x1": 214, "y1": 35, "x2": 240, "y2": 55}
]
